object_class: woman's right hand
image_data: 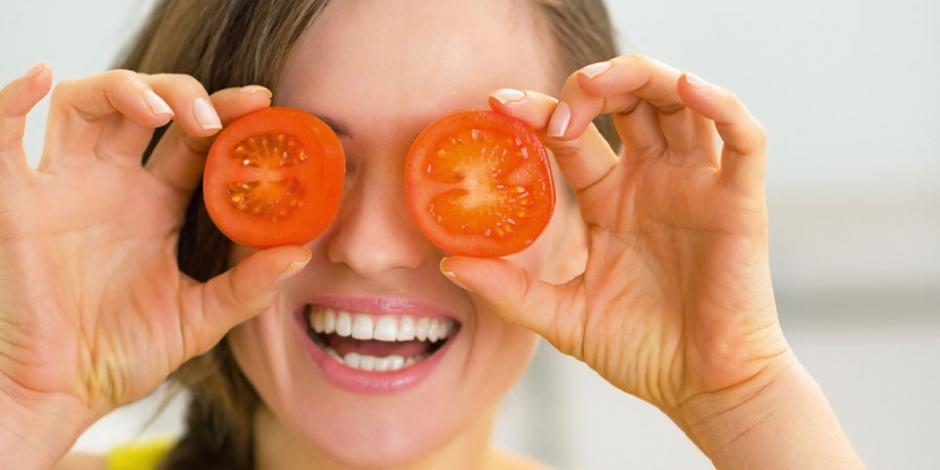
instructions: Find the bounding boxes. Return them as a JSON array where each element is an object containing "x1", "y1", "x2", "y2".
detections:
[{"x1": 0, "y1": 64, "x2": 310, "y2": 467}]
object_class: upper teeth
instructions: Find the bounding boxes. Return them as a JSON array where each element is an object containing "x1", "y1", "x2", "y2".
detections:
[{"x1": 309, "y1": 307, "x2": 455, "y2": 343}]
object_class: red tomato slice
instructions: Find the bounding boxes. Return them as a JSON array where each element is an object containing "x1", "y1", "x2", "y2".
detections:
[
  {"x1": 405, "y1": 110, "x2": 555, "y2": 257},
  {"x1": 204, "y1": 107, "x2": 344, "y2": 248}
]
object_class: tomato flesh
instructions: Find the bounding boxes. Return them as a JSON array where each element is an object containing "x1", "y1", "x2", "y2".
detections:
[
  {"x1": 406, "y1": 110, "x2": 554, "y2": 257},
  {"x1": 204, "y1": 107, "x2": 344, "y2": 248}
]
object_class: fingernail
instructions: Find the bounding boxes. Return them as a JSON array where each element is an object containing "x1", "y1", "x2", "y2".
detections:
[
  {"x1": 20, "y1": 61, "x2": 46, "y2": 80},
  {"x1": 440, "y1": 258, "x2": 474, "y2": 293},
  {"x1": 491, "y1": 88, "x2": 526, "y2": 105},
  {"x1": 143, "y1": 89, "x2": 174, "y2": 117},
  {"x1": 240, "y1": 85, "x2": 273, "y2": 99},
  {"x1": 192, "y1": 97, "x2": 222, "y2": 130},
  {"x1": 684, "y1": 73, "x2": 710, "y2": 90},
  {"x1": 547, "y1": 101, "x2": 571, "y2": 138},
  {"x1": 278, "y1": 250, "x2": 312, "y2": 284},
  {"x1": 580, "y1": 61, "x2": 611, "y2": 79}
]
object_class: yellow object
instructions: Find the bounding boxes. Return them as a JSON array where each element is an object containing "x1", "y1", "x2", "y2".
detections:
[{"x1": 106, "y1": 438, "x2": 174, "y2": 470}]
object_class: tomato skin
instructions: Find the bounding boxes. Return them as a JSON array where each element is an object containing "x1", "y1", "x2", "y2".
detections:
[
  {"x1": 204, "y1": 107, "x2": 345, "y2": 248},
  {"x1": 405, "y1": 110, "x2": 555, "y2": 258}
]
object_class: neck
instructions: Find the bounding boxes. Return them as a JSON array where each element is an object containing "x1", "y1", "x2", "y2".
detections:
[{"x1": 253, "y1": 403, "x2": 505, "y2": 470}]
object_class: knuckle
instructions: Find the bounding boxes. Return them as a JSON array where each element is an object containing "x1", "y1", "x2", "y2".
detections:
[
  {"x1": 155, "y1": 73, "x2": 206, "y2": 94},
  {"x1": 752, "y1": 121, "x2": 768, "y2": 147},
  {"x1": 622, "y1": 53, "x2": 648, "y2": 65},
  {"x1": 50, "y1": 78, "x2": 76, "y2": 98},
  {"x1": 49, "y1": 79, "x2": 79, "y2": 108},
  {"x1": 107, "y1": 69, "x2": 138, "y2": 83},
  {"x1": 104, "y1": 69, "x2": 145, "y2": 91}
]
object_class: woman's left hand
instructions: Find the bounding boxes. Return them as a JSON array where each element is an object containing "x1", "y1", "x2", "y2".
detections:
[{"x1": 441, "y1": 54, "x2": 799, "y2": 455}]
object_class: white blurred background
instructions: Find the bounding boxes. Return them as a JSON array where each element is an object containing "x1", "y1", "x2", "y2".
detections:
[{"x1": 2, "y1": 1, "x2": 938, "y2": 468}]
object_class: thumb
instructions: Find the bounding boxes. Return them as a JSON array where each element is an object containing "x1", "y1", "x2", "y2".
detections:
[
  {"x1": 180, "y1": 245, "x2": 311, "y2": 358},
  {"x1": 440, "y1": 256, "x2": 583, "y2": 351}
]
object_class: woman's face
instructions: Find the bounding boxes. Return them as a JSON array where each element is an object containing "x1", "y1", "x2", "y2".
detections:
[{"x1": 228, "y1": 0, "x2": 585, "y2": 465}]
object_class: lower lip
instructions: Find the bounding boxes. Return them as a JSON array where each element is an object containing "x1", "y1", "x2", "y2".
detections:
[{"x1": 292, "y1": 308, "x2": 457, "y2": 394}]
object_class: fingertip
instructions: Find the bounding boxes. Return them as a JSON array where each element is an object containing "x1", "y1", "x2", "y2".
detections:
[
  {"x1": 439, "y1": 257, "x2": 475, "y2": 293},
  {"x1": 546, "y1": 101, "x2": 573, "y2": 139},
  {"x1": 679, "y1": 72, "x2": 710, "y2": 94},
  {"x1": 209, "y1": 86, "x2": 274, "y2": 124},
  {"x1": 578, "y1": 61, "x2": 613, "y2": 81},
  {"x1": 489, "y1": 88, "x2": 526, "y2": 106},
  {"x1": 239, "y1": 85, "x2": 273, "y2": 100},
  {"x1": 677, "y1": 72, "x2": 718, "y2": 116},
  {"x1": 21, "y1": 61, "x2": 50, "y2": 82},
  {"x1": 1, "y1": 62, "x2": 53, "y2": 117},
  {"x1": 439, "y1": 255, "x2": 475, "y2": 276},
  {"x1": 192, "y1": 97, "x2": 223, "y2": 132},
  {"x1": 276, "y1": 247, "x2": 312, "y2": 284},
  {"x1": 439, "y1": 256, "x2": 454, "y2": 274},
  {"x1": 487, "y1": 89, "x2": 555, "y2": 131}
]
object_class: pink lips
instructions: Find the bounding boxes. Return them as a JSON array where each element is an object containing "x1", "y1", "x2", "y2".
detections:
[{"x1": 293, "y1": 297, "x2": 460, "y2": 394}]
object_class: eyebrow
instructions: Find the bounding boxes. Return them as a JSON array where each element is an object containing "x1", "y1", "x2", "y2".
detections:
[{"x1": 308, "y1": 111, "x2": 352, "y2": 138}]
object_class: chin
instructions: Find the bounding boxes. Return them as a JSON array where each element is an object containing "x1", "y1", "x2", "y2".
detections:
[{"x1": 229, "y1": 295, "x2": 539, "y2": 466}]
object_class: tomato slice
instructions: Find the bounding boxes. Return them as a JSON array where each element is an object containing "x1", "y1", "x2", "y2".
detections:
[
  {"x1": 204, "y1": 107, "x2": 344, "y2": 248},
  {"x1": 405, "y1": 110, "x2": 555, "y2": 257}
]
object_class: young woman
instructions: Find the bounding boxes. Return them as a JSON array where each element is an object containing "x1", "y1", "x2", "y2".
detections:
[{"x1": 0, "y1": 0, "x2": 862, "y2": 468}]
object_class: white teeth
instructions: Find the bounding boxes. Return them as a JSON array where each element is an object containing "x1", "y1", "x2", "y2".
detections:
[
  {"x1": 428, "y1": 320, "x2": 444, "y2": 343},
  {"x1": 415, "y1": 318, "x2": 430, "y2": 341},
  {"x1": 343, "y1": 352, "x2": 361, "y2": 368},
  {"x1": 359, "y1": 355, "x2": 376, "y2": 371},
  {"x1": 373, "y1": 357, "x2": 389, "y2": 372},
  {"x1": 351, "y1": 314, "x2": 374, "y2": 340},
  {"x1": 387, "y1": 355, "x2": 404, "y2": 370},
  {"x1": 373, "y1": 316, "x2": 398, "y2": 341},
  {"x1": 308, "y1": 308, "x2": 455, "y2": 343},
  {"x1": 397, "y1": 316, "x2": 415, "y2": 341},
  {"x1": 339, "y1": 352, "x2": 423, "y2": 372},
  {"x1": 336, "y1": 311, "x2": 353, "y2": 337},
  {"x1": 311, "y1": 309, "x2": 326, "y2": 333},
  {"x1": 323, "y1": 309, "x2": 336, "y2": 334}
]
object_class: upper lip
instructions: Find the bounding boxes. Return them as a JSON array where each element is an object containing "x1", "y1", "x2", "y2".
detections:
[{"x1": 302, "y1": 295, "x2": 462, "y2": 323}]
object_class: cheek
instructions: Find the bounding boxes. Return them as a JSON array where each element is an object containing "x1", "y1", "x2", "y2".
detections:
[
  {"x1": 226, "y1": 302, "x2": 296, "y2": 410},
  {"x1": 468, "y1": 305, "x2": 540, "y2": 398}
]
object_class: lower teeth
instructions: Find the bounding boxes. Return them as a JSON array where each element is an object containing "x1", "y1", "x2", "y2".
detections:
[{"x1": 325, "y1": 346, "x2": 428, "y2": 372}]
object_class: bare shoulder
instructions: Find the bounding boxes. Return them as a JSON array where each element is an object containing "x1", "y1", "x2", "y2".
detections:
[{"x1": 54, "y1": 453, "x2": 107, "y2": 470}]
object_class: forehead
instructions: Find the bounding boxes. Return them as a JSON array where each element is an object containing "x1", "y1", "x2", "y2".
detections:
[{"x1": 277, "y1": 0, "x2": 557, "y2": 143}]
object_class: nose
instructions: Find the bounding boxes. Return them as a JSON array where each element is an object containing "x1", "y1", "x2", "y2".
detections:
[{"x1": 326, "y1": 160, "x2": 432, "y2": 278}]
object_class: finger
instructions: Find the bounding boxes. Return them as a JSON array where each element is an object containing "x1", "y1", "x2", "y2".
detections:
[
  {"x1": 489, "y1": 88, "x2": 618, "y2": 192},
  {"x1": 145, "y1": 73, "x2": 223, "y2": 137},
  {"x1": 615, "y1": 100, "x2": 667, "y2": 157},
  {"x1": 42, "y1": 69, "x2": 175, "y2": 168},
  {"x1": 107, "y1": 72, "x2": 224, "y2": 164},
  {"x1": 440, "y1": 256, "x2": 584, "y2": 357},
  {"x1": 0, "y1": 62, "x2": 52, "y2": 176},
  {"x1": 179, "y1": 246, "x2": 310, "y2": 358},
  {"x1": 552, "y1": 54, "x2": 688, "y2": 151},
  {"x1": 659, "y1": 103, "x2": 720, "y2": 168},
  {"x1": 549, "y1": 66, "x2": 668, "y2": 158},
  {"x1": 678, "y1": 73, "x2": 768, "y2": 190},
  {"x1": 145, "y1": 85, "x2": 272, "y2": 203}
]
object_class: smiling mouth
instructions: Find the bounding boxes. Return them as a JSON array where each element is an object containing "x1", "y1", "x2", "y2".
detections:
[{"x1": 303, "y1": 304, "x2": 460, "y2": 372}]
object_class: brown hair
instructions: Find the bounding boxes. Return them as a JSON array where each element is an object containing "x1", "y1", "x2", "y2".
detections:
[{"x1": 119, "y1": 1, "x2": 618, "y2": 468}]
